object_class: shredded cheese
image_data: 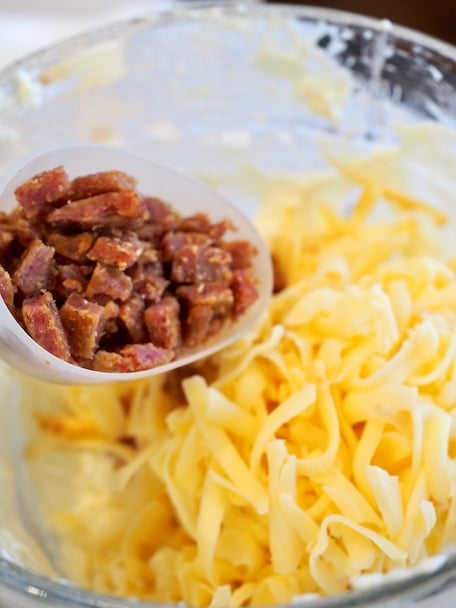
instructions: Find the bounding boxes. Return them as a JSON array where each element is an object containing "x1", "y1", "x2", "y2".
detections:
[{"x1": 17, "y1": 143, "x2": 456, "y2": 606}]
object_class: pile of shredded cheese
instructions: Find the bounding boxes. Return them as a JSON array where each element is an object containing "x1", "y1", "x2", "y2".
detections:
[{"x1": 19, "y1": 142, "x2": 456, "y2": 606}]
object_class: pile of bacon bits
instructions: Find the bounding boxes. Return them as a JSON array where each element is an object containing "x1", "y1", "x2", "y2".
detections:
[{"x1": 0, "y1": 167, "x2": 259, "y2": 372}]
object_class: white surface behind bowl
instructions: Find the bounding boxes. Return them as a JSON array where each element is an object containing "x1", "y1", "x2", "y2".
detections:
[{"x1": 0, "y1": 1, "x2": 173, "y2": 69}]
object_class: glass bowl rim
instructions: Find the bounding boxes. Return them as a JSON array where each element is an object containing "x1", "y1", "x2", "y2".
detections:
[
  {"x1": 0, "y1": 0, "x2": 455, "y2": 85},
  {"x1": 0, "y1": 2, "x2": 455, "y2": 606},
  {"x1": 2, "y1": 551, "x2": 456, "y2": 607}
]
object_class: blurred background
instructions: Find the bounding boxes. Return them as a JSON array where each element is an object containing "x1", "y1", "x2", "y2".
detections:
[
  {"x1": 0, "y1": 0, "x2": 454, "y2": 70},
  {"x1": 270, "y1": 0, "x2": 455, "y2": 45}
]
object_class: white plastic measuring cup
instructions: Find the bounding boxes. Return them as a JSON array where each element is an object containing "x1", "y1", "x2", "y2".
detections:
[{"x1": 0, "y1": 144, "x2": 272, "y2": 385}]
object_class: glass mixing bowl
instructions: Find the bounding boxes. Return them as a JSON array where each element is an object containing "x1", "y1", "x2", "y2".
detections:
[{"x1": 0, "y1": 2, "x2": 456, "y2": 607}]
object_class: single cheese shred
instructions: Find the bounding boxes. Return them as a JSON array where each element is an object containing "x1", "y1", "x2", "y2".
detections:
[{"x1": 19, "y1": 139, "x2": 456, "y2": 606}]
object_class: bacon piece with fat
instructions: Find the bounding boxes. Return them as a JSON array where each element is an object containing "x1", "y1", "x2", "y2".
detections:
[
  {"x1": 87, "y1": 233, "x2": 143, "y2": 270},
  {"x1": 22, "y1": 291, "x2": 71, "y2": 361},
  {"x1": 15, "y1": 166, "x2": 70, "y2": 220},
  {"x1": 144, "y1": 297, "x2": 181, "y2": 350},
  {"x1": 68, "y1": 170, "x2": 137, "y2": 200},
  {"x1": 86, "y1": 263, "x2": 133, "y2": 302},
  {"x1": 13, "y1": 239, "x2": 55, "y2": 296},
  {"x1": 47, "y1": 191, "x2": 146, "y2": 229}
]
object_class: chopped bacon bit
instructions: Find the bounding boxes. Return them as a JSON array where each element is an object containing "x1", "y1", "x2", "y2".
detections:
[
  {"x1": 54, "y1": 264, "x2": 90, "y2": 300},
  {"x1": 177, "y1": 283, "x2": 234, "y2": 315},
  {"x1": 222, "y1": 240, "x2": 257, "y2": 270},
  {"x1": 87, "y1": 233, "x2": 144, "y2": 270},
  {"x1": 178, "y1": 214, "x2": 234, "y2": 240},
  {"x1": 102, "y1": 300, "x2": 120, "y2": 322},
  {"x1": 60, "y1": 293, "x2": 105, "y2": 360},
  {"x1": 22, "y1": 291, "x2": 71, "y2": 361},
  {"x1": 1, "y1": 166, "x2": 259, "y2": 372},
  {"x1": 231, "y1": 269, "x2": 259, "y2": 314},
  {"x1": 144, "y1": 197, "x2": 178, "y2": 224},
  {"x1": 47, "y1": 231, "x2": 95, "y2": 262},
  {"x1": 99, "y1": 301, "x2": 120, "y2": 343},
  {"x1": 134, "y1": 222, "x2": 164, "y2": 244},
  {"x1": 207, "y1": 219, "x2": 234, "y2": 241},
  {"x1": 129, "y1": 254, "x2": 168, "y2": 303},
  {"x1": 8, "y1": 209, "x2": 41, "y2": 247},
  {"x1": 172, "y1": 244, "x2": 232, "y2": 284},
  {"x1": 118, "y1": 343, "x2": 175, "y2": 372},
  {"x1": 161, "y1": 231, "x2": 212, "y2": 262},
  {"x1": 136, "y1": 275, "x2": 169, "y2": 303},
  {"x1": 68, "y1": 170, "x2": 137, "y2": 200},
  {"x1": 0, "y1": 265, "x2": 15, "y2": 308},
  {"x1": 183, "y1": 304, "x2": 214, "y2": 346},
  {"x1": 119, "y1": 295, "x2": 147, "y2": 343},
  {"x1": 47, "y1": 191, "x2": 146, "y2": 228},
  {"x1": 93, "y1": 343, "x2": 174, "y2": 372},
  {"x1": 15, "y1": 166, "x2": 70, "y2": 220},
  {"x1": 13, "y1": 239, "x2": 55, "y2": 296},
  {"x1": 92, "y1": 350, "x2": 124, "y2": 372},
  {"x1": 177, "y1": 213, "x2": 209, "y2": 233},
  {"x1": 140, "y1": 197, "x2": 181, "y2": 238},
  {"x1": 144, "y1": 297, "x2": 181, "y2": 350},
  {"x1": 86, "y1": 263, "x2": 133, "y2": 302},
  {"x1": 177, "y1": 213, "x2": 213, "y2": 234},
  {"x1": 136, "y1": 248, "x2": 160, "y2": 265}
]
